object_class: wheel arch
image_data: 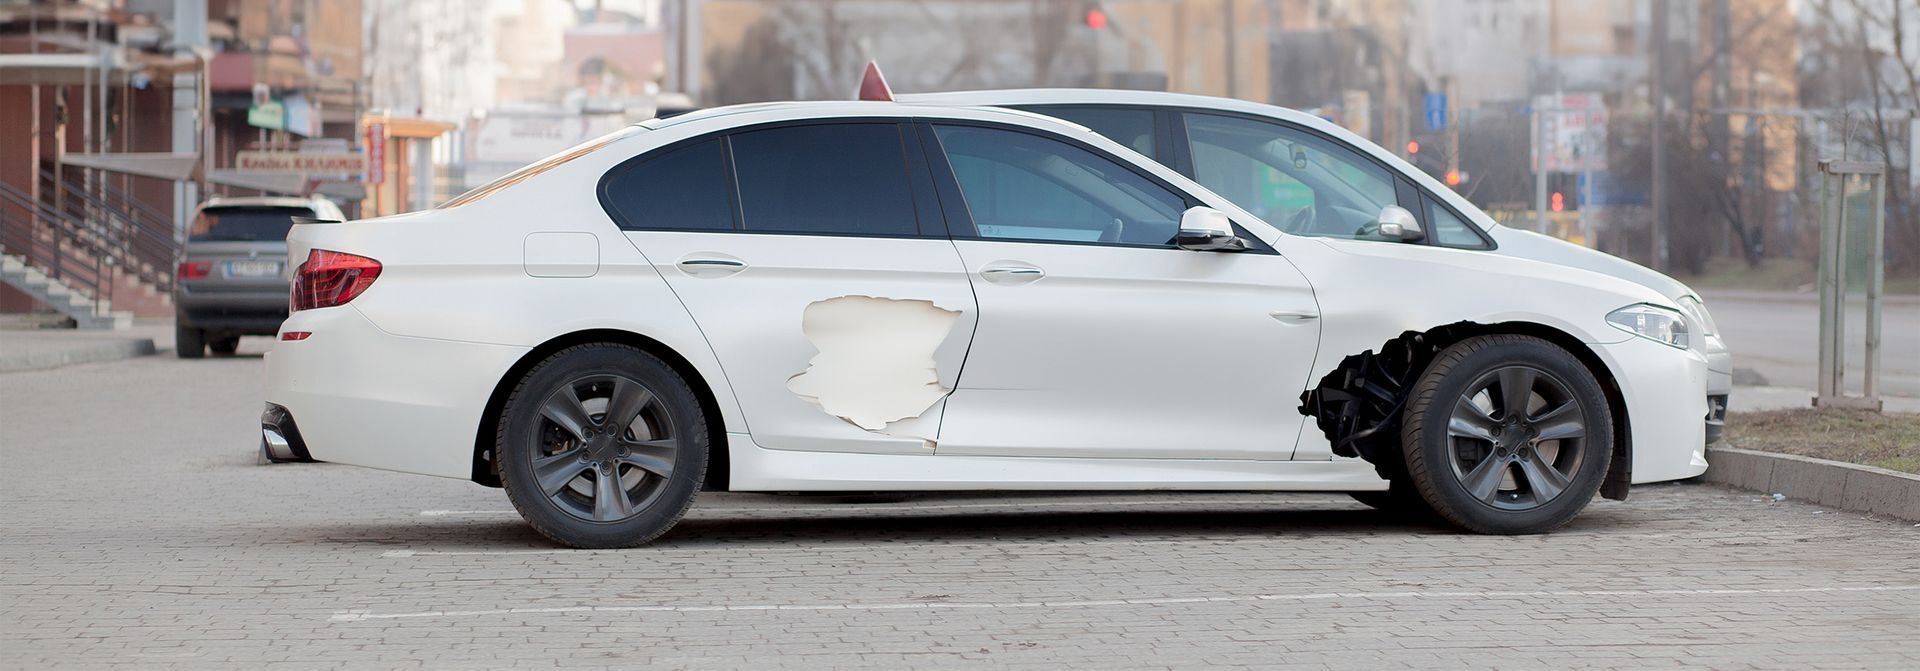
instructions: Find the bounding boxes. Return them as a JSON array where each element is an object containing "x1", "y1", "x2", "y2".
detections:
[
  {"x1": 470, "y1": 328, "x2": 731, "y2": 492},
  {"x1": 1301, "y1": 320, "x2": 1632, "y2": 501}
]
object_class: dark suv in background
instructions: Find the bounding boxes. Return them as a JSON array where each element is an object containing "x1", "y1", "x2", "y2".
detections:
[{"x1": 175, "y1": 196, "x2": 344, "y2": 358}]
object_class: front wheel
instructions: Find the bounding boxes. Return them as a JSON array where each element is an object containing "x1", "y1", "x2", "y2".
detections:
[
  {"x1": 496, "y1": 344, "x2": 708, "y2": 548},
  {"x1": 1402, "y1": 335, "x2": 1613, "y2": 535}
]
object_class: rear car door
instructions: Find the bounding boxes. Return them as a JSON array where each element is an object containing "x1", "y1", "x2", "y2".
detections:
[
  {"x1": 605, "y1": 121, "x2": 977, "y2": 455},
  {"x1": 921, "y1": 122, "x2": 1322, "y2": 460}
]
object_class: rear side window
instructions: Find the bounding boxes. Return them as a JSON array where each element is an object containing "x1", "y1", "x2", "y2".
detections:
[
  {"x1": 1016, "y1": 106, "x2": 1157, "y2": 158},
  {"x1": 603, "y1": 139, "x2": 734, "y2": 231},
  {"x1": 728, "y1": 123, "x2": 920, "y2": 236},
  {"x1": 189, "y1": 206, "x2": 314, "y2": 242}
]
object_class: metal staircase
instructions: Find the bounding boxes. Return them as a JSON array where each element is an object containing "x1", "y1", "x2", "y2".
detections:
[{"x1": 0, "y1": 172, "x2": 176, "y2": 330}]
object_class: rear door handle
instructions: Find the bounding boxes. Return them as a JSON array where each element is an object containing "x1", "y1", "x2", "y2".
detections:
[
  {"x1": 1269, "y1": 310, "x2": 1320, "y2": 322},
  {"x1": 979, "y1": 263, "x2": 1045, "y2": 285},
  {"x1": 677, "y1": 254, "x2": 746, "y2": 278}
]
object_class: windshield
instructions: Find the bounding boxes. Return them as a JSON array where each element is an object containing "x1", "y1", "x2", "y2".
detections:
[{"x1": 189, "y1": 206, "x2": 314, "y2": 242}]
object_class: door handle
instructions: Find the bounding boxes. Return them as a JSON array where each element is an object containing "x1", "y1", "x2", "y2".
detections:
[
  {"x1": 676, "y1": 255, "x2": 746, "y2": 278},
  {"x1": 1269, "y1": 310, "x2": 1320, "y2": 322},
  {"x1": 979, "y1": 264, "x2": 1045, "y2": 285}
]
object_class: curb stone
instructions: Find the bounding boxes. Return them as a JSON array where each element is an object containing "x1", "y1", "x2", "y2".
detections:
[
  {"x1": 0, "y1": 337, "x2": 157, "y2": 373},
  {"x1": 1705, "y1": 447, "x2": 1920, "y2": 522}
]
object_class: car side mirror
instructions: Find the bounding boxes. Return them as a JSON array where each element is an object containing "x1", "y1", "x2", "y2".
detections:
[
  {"x1": 1174, "y1": 206, "x2": 1247, "y2": 252},
  {"x1": 1375, "y1": 205, "x2": 1425, "y2": 242}
]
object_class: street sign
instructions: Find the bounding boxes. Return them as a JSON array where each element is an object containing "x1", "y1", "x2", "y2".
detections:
[
  {"x1": 1532, "y1": 93, "x2": 1608, "y2": 173},
  {"x1": 365, "y1": 123, "x2": 386, "y2": 185},
  {"x1": 1424, "y1": 92, "x2": 1447, "y2": 131},
  {"x1": 234, "y1": 151, "x2": 366, "y2": 175}
]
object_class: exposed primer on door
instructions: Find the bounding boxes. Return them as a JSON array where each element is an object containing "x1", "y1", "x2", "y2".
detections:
[{"x1": 786, "y1": 296, "x2": 963, "y2": 432}]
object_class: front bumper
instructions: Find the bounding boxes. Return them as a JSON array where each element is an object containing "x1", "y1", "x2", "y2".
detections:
[
  {"x1": 1590, "y1": 335, "x2": 1712, "y2": 484},
  {"x1": 264, "y1": 305, "x2": 528, "y2": 479}
]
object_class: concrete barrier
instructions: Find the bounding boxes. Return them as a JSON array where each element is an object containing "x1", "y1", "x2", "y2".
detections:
[{"x1": 1705, "y1": 447, "x2": 1920, "y2": 522}]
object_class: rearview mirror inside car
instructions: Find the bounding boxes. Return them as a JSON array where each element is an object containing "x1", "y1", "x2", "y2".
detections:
[{"x1": 1174, "y1": 206, "x2": 1247, "y2": 252}]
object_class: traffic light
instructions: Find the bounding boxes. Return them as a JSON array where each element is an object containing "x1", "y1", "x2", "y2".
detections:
[
  {"x1": 1445, "y1": 170, "x2": 1462, "y2": 186},
  {"x1": 1550, "y1": 191, "x2": 1565, "y2": 212},
  {"x1": 1084, "y1": 6, "x2": 1108, "y2": 29},
  {"x1": 1406, "y1": 140, "x2": 1420, "y2": 155}
]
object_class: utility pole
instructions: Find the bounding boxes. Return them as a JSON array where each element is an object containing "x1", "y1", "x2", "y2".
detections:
[
  {"x1": 1533, "y1": 0, "x2": 1552, "y2": 234},
  {"x1": 1649, "y1": 0, "x2": 1669, "y2": 271}
]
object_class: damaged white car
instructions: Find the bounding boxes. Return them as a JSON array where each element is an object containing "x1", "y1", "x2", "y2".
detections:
[{"x1": 264, "y1": 101, "x2": 1709, "y2": 548}]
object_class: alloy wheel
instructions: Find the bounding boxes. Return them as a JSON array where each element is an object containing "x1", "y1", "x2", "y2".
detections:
[
  {"x1": 1443, "y1": 365, "x2": 1589, "y2": 511},
  {"x1": 526, "y1": 374, "x2": 680, "y2": 523}
]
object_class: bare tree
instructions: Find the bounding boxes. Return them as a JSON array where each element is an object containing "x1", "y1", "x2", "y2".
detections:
[{"x1": 1808, "y1": 0, "x2": 1920, "y2": 274}]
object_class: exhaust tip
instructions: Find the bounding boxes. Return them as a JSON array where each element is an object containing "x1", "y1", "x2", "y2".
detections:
[{"x1": 260, "y1": 403, "x2": 317, "y2": 463}]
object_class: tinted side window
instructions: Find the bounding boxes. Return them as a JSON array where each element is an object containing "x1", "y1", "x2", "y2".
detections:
[
  {"x1": 1184, "y1": 113, "x2": 1399, "y2": 241},
  {"x1": 1425, "y1": 195, "x2": 1492, "y2": 249},
  {"x1": 603, "y1": 139, "x2": 733, "y2": 231},
  {"x1": 932, "y1": 124, "x2": 1186, "y2": 247},
  {"x1": 1017, "y1": 106, "x2": 1156, "y2": 158},
  {"x1": 729, "y1": 123, "x2": 919, "y2": 236}
]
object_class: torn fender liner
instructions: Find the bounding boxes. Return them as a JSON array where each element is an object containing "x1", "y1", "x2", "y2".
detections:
[
  {"x1": 787, "y1": 296, "x2": 963, "y2": 431},
  {"x1": 1299, "y1": 328, "x2": 1454, "y2": 479}
]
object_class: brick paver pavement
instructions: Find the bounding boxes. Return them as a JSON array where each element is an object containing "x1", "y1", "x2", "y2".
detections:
[{"x1": 4, "y1": 342, "x2": 1918, "y2": 669}]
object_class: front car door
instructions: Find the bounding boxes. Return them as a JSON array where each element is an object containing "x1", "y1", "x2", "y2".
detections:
[
  {"x1": 921, "y1": 122, "x2": 1322, "y2": 461},
  {"x1": 604, "y1": 121, "x2": 977, "y2": 455}
]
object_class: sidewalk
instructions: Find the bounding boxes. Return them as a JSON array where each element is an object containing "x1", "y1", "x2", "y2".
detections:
[{"x1": 0, "y1": 321, "x2": 170, "y2": 373}]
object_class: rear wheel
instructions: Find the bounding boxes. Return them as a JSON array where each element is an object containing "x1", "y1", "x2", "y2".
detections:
[
  {"x1": 1402, "y1": 335, "x2": 1612, "y2": 534},
  {"x1": 175, "y1": 323, "x2": 205, "y2": 359},
  {"x1": 209, "y1": 335, "x2": 240, "y2": 356},
  {"x1": 496, "y1": 344, "x2": 707, "y2": 548}
]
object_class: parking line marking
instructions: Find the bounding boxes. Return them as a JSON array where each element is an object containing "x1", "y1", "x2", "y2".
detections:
[{"x1": 329, "y1": 584, "x2": 1920, "y2": 622}]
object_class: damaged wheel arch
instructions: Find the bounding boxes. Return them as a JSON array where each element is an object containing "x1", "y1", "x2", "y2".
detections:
[{"x1": 1299, "y1": 321, "x2": 1633, "y2": 501}]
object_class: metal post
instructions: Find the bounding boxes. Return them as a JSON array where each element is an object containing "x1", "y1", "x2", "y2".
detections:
[
  {"x1": 1649, "y1": 0, "x2": 1669, "y2": 271},
  {"x1": 1863, "y1": 169, "x2": 1885, "y2": 405},
  {"x1": 1813, "y1": 159, "x2": 1886, "y2": 411}
]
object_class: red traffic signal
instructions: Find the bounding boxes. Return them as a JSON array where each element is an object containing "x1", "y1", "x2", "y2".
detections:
[
  {"x1": 1406, "y1": 140, "x2": 1420, "y2": 155},
  {"x1": 1085, "y1": 7, "x2": 1108, "y2": 29},
  {"x1": 1550, "y1": 192, "x2": 1565, "y2": 212}
]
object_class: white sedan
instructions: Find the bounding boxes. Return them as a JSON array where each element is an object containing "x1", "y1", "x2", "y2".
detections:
[{"x1": 264, "y1": 101, "x2": 1708, "y2": 548}]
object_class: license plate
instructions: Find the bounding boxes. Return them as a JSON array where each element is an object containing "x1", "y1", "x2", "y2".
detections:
[{"x1": 226, "y1": 260, "x2": 281, "y2": 278}]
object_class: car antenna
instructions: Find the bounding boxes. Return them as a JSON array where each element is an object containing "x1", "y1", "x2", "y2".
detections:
[{"x1": 857, "y1": 61, "x2": 893, "y2": 102}]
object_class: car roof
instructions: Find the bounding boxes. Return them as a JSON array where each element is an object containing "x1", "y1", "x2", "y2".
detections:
[{"x1": 636, "y1": 99, "x2": 1092, "y2": 133}]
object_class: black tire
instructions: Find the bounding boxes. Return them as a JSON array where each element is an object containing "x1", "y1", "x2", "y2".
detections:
[
  {"x1": 496, "y1": 343, "x2": 708, "y2": 548},
  {"x1": 209, "y1": 335, "x2": 240, "y2": 356},
  {"x1": 1402, "y1": 335, "x2": 1613, "y2": 535},
  {"x1": 175, "y1": 323, "x2": 206, "y2": 359}
]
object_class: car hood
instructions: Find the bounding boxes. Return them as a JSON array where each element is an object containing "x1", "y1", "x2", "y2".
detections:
[{"x1": 1486, "y1": 226, "x2": 1693, "y2": 301}]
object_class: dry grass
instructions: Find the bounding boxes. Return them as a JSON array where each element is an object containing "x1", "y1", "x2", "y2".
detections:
[{"x1": 1724, "y1": 408, "x2": 1920, "y2": 474}]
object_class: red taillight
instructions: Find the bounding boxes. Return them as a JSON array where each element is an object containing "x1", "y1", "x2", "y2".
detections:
[
  {"x1": 280, "y1": 331, "x2": 313, "y2": 341},
  {"x1": 291, "y1": 249, "x2": 382, "y2": 312},
  {"x1": 178, "y1": 261, "x2": 212, "y2": 280}
]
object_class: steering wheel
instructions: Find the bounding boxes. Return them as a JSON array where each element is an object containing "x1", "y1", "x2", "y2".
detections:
[{"x1": 1282, "y1": 205, "x2": 1316, "y2": 234}]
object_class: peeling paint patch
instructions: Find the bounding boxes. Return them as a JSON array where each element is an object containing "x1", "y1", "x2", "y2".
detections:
[{"x1": 787, "y1": 296, "x2": 962, "y2": 431}]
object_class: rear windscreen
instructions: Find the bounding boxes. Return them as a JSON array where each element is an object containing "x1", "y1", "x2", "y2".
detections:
[{"x1": 189, "y1": 206, "x2": 313, "y2": 242}]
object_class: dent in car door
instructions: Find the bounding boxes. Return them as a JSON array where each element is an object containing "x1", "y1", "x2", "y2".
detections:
[
  {"x1": 921, "y1": 122, "x2": 1323, "y2": 461},
  {"x1": 603, "y1": 123, "x2": 976, "y2": 455}
]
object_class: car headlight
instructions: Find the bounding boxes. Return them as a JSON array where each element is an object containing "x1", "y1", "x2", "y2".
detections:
[
  {"x1": 1676, "y1": 295, "x2": 1720, "y2": 337},
  {"x1": 1607, "y1": 304, "x2": 1689, "y2": 349}
]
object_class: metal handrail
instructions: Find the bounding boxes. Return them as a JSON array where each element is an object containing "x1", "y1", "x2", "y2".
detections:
[
  {"x1": 38, "y1": 170, "x2": 177, "y2": 294},
  {"x1": 0, "y1": 178, "x2": 109, "y2": 305}
]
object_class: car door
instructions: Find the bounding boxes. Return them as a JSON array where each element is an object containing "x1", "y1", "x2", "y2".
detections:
[
  {"x1": 604, "y1": 121, "x2": 977, "y2": 455},
  {"x1": 921, "y1": 122, "x2": 1322, "y2": 461}
]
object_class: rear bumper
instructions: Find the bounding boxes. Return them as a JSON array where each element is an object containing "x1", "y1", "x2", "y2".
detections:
[
  {"x1": 264, "y1": 305, "x2": 527, "y2": 479},
  {"x1": 176, "y1": 291, "x2": 288, "y2": 334}
]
